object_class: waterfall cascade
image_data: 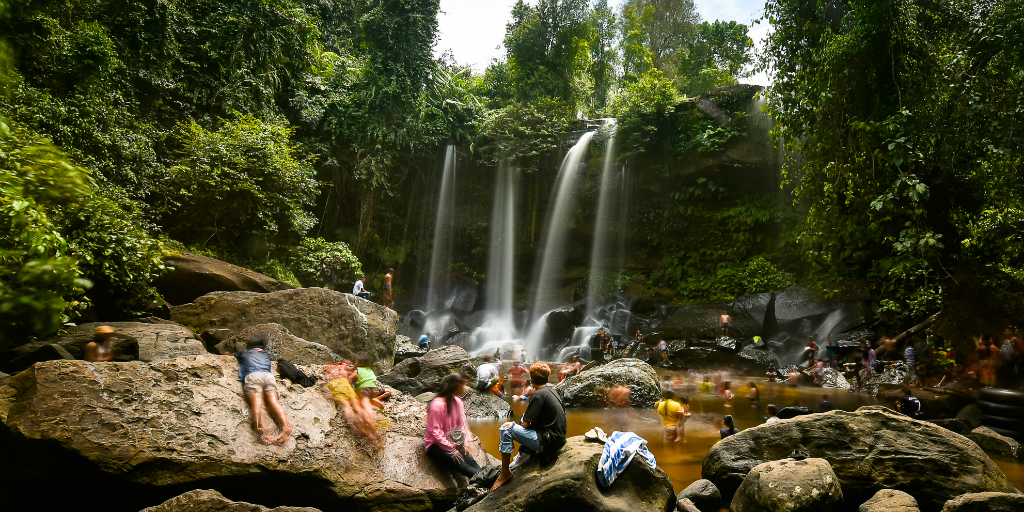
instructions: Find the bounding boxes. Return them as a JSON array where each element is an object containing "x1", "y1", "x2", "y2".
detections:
[
  {"x1": 585, "y1": 129, "x2": 618, "y2": 315},
  {"x1": 469, "y1": 163, "x2": 519, "y2": 353},
  {"x1": 426, "y1": 145, "x2": 457, "y2": 310}
]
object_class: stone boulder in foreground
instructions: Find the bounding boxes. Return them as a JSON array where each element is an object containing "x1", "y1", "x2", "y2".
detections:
[
  {"x1": 557, "y1": 358, "x2": 661, "y2": 408},
  {"x1": 464, "y1": 436, "x2": 675, "y2": 512},
  {"x1": 702, "y1": 407, "x2": 1021, "y2": 511},
  {"x1": 731, "y1": 458, "x2": 843, "y2": 512},
  {"x1": 171, "y1": 288, "x2": 397, "y2": 373},
  {"x1": 940, "y1": 492, "x2": 1024, "y2": 512},
  {"x1": 0, "y1": 357, "x2": 492, "y2": 512},
  {"x1": 141, "y1": 489, "x2": 321, "y2": 512}
]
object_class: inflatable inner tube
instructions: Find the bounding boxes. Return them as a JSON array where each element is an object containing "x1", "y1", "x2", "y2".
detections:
[
  {"x1": 978, "y1": 400, "x2": 1024, "y2": 419},
  {"x1": 979, "y1": 387, "x2": 1024, "y2": 406}
]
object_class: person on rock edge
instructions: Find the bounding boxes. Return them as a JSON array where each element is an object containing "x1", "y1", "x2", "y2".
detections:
[
  {"x1": 382, "y1": 268, "x2": 394, "y2": 308},
  {"x1": 491, "y1": 362, "x2": 566, "y2": 491},
  {"x1": 236, "y1": 333, "x2": 292, "y2": 444}
]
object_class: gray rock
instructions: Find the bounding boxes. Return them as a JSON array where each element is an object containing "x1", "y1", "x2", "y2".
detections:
[
  {"x1": 395, "y1": 335, "x2": 426, "y2": 363},
  {"x1": 215, "y1": 324, "x2": 337, "y2": 365},
  {"x1": 154, "y1": 252, "x2": 294, "y2": 306},
  {"x1": 170, "y1": 288, "x2": 397, "y2": 374},
  {"x1": 0, "y1": 343, "x2": 75, "y2": 373},
  {"x1": 956, "y1": 404, "x2": 983, "y2": 429},
  {"x1": 660, "y1": 303, "x2": 735, "y2": 339},
  {"x1": 676, "y1": 479, "x2": 721, "y2": 512},
  {"x1": 774, "y1": 286, "x2": 832, "y2": 324},
  {"x1": 970, "y1": 427, "x2": 1024, "y2": 460},
  {"x1": 557, "y1": 358, "x2": 662, "y2": 408},
  {"x1": 859, "y1": 489, "x2": 920, "y2": 512},
  {"x1": 701, "y1": 407, "x2": 1020, "y2": 510},
  {"x1": 0, "y1": 371, "x2": 9, "y2": 386},
  {"x1": 777, "y1": 406, "x2": 814, "y2": 419},
  {"x1": 821, "y1": 367, "x2": 851, "y2": 389},
  {"x1": 941, "y1": 492, "x2": 1024, "y2": 512},
  {"x1": 140, "y1": 489, "x2": 321, "y2": 511},
  {"x1": 464, "y1": 436, "x2": 675, "y2": 512},
  {"x1": 0, "y1": 357, "x2": 494, "y2": 511},
  {"x1": 926, "y1": 418, "x2": 974, "y2": 437},
  {"x1": 731, "y1": 458, "x2": 843, "y2": 512},
  {"x1": 676, "y1": 497, "x2": 701, "y2": 512},
  {"x1": 378, "y1": 345, "x2": 476, "y2": 396},
  {"x1": 461, "y1": 389, "x2": 512, "y2": 419}
]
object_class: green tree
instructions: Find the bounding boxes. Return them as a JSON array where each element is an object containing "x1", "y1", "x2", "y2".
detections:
[
  {"x1": 622, "y1": 0, "x2": 700, "y2": 85},
  {"x1": 587, "y1": 0, "x2": 618, "y2": 114},
  {"x1": 678, "y1": 21, "x2": 754, "y2": 95}
]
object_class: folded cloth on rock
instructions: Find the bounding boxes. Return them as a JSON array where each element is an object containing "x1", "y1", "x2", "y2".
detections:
[{"x1": 596, "y1": 431, "x2": 657, "y2": 487}]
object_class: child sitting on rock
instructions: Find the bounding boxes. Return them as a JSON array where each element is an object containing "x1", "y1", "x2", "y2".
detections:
[
  {"x1": 324, "y1": 353, "x2": 380, "y2": 441},
  {"x1": 354, "y1": 354, "x2": 391, "y2": 409}
]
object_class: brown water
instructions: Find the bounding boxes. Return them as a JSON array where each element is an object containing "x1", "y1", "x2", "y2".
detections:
[{"x1": 470, "y1": 376, "x2": 1024, "y2": 496}]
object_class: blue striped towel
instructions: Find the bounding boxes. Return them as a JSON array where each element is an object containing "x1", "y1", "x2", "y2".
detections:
[{"x1": 597, "y1": 431, "x2": 657, "y2": 487}]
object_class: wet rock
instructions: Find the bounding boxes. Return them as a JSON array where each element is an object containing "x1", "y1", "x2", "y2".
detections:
[
  {"x1": 833, "y1": 329, "x2": 874, "y2": 348},
  {"x1": 956, "y1": 404, "x2": 983, "y2": 429},
  {"x1": 926, "y1": 418, "x2": 974, "y2": 437},
  {"x1": 558, "y1": 358, "x2": 661, "y2": 408},
  {"x1": 731, "y1": 458, "x2": 843, "y2": 512},
  {"x1": 407, "y1": 310, "x2": 428, "y2": 328},
  {"x1": 736, "y1": 348, "x2": 779, "y2": 370},
  {"x1": 941, "y1": 492, "x2": 1024, "y2": 512},
  {"x1": 970, "y1": 427, "x2": 1024, "y2": 460},
  {"x1": 730, "y1": 293, "x2": 772, "y2": 331},
  {"x1": 0, "y1": 371, "x2": 9, "y2": 386},
  {"x1": 0, "y1": 343, "x2": 75, "y2": 374},
  {"x1": 774, "y1": 286, "x2": 832, "y2": 324},
  {"x1": 434, "y1": 275, "x2": 480, "y2": 313},
  {"x1": 660, "y1": 303, "x2": 731, "y2": 339},
  {"x1": 821, "y1": 367, "x2": 850, "y2": 389},
  {"x1": 878, "y1": 385, "x2": 973, "y2": 419},
  {"x1": 378, "y1": 345, "x2": 476, "y2": 396},
  {"x1": 876, "y1": 361, "x2": 911, "y2": 385},
  {"x1": 395, "y1": 335, "x2": 426, "y2": 363},
  {"x1": 676, "y1": 479, "x2": 721, "y2": 512},
  {"x1": 421, "y1": 310, "x2": 466, "y2": 345},
  {"x1": 0, "y1": 357, "x2": 493, "y2": 512},
  {"x1": 200, "y1": 328, "x2": 233, "y2": 352},
  {"x1": 702, "y1": 407, "x2": 1020, "y2": 510},
  {"x1": 170, "y1": 288, "x2": 397, "y2": 374},
  {"x1": 776, "y1": 406, "x2": 814, "y2": 419},
  {"x1": 547, "y1": 302, "x2": 586, "y2": 330},
  {"x1": 154, "y1": 252, "x2": 294, "y2": 306},
  {"x1": 461, "y1": 389, "x2": 512, "y2": 419},
  {"x1": 676, "y1": 497, "x2": 701, "y2": 512},
  {"x1": 214, "y1": 324, "x2": 337, "y2": 365},
  {"x1": 463, "y1": 436, "x2": 675, "y2": 512},
  {"x1": 140, "y1": 489, "x2": 321, "y2": 512},
  {"x1": 859, "y1": 489, "x2": 920, "y2": 512}
]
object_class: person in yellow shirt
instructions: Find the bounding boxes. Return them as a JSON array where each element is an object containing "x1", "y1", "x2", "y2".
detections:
[{"x1": 656, "y1": 390, "x2": 690, "y2": 442}]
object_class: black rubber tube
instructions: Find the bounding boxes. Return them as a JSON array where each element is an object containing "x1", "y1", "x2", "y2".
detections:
[
  {"x1": 978, "y1": 400, "x2": 1024, "y2": 419},
  {"x1": 979, "y1": 387, "x2": 1024, "y2": 406}
]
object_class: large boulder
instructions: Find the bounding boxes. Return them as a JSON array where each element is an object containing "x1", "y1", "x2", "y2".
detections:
[
  {"x1": 941, "y1": 492, "x2": 1024, "y2": 512},
  {"x1": 702, "y1": 407, "x2": 1021, "y2": 511},
  {"x1": 970, "y1": 427, "x2": 1024, "y2": 460},
  {"x1": 171, "y1": 288, "x2": 398, "y2": 374},
  {"x1": 395, "y1": 335, "x2": 426, "y2": 363},
  {"x1": 558, "y1": 358, "x2": 661, "y2": 408},
  {"x1": 774, "y1": 286, "x2": 832, "y2": 324},
  {"x1": 215, "y1": 324, "x2": 338, "y2": 366},
  {"x1": 860, "y1": 489, "x2": 920, "y2": 512},
  {"x1": 0, "y1": 321, "x2": 205, "y2": 373},
  {"x1": 461, "y1": 389, "x2": 513, "y2": 419},
  {"x1": 141, "y1": 489, "x2": 321, "y2": 512},
  {"x1": 0, "y1": 357, "x2": 493, "y2": 512},
  {"x1": 676, "y1": 479, "x2": 722, "y2": 512},
  {"x1": 731, "y1": 458, "x2": 844, "y2": 512},
  {"x1": 378, "y1": 345, "x2": 476, "y2": 396},
  {"x1": 463, "y1": 436, "x2": 675, "y2": 512},
  {"x1": 660, "y1": 303, "x2": 730, "y2": 339},
  {"x1": 155, "y1": 252, "x2": 294, "y2": 306}
]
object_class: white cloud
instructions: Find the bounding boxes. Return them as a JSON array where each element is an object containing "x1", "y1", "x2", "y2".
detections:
[{"x1": 434, "y1": 0, "x2": 771, "y2": 85}]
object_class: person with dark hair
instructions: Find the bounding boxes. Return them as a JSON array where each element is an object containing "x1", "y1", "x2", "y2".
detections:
[
  {"x1": 819, "y1": 394, "x2": 834, "y2": 412},
  {"x1": 746, "y1": 381, "x2": 761, "y2": 408},
  {"x1": 895, "y1": 386, "x2": 923, "y2": 419},
  {"x1": 492, "y1": 362, "x2": 566, "y2": 491},
  {"x1": 720, "y1": 415, "x2": 739, "y2": 438},
  {"x1": 382, "y1": 269, "x2": 394, "y2": 308},
  {"x1": 765, "y1": 405, "x2": 779, "y2": 424},
  {"x1": 557, "y1": 354, "x2": 582, "y2": 386},
  {"x1": 236, "y1": 333, "x2": 292, "y2": 444},
  {"x1": 656, "y1": 390, "x2": 690, "y2": 442},
  {"x1": 418, "y1": 332, "x2": 431, "y2": 351},
  {"x1": 424, "y1": 374, "x2": 481, "y2": 478},
  {"x1": 353, "y1": 275, "x2": 371, "y2": 300}
]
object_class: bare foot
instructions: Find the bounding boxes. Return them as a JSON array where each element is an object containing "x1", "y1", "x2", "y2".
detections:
[
  {"x1": 272, "y1": 427, "x2": 293, "y2": 444},
  {"x1": 256, "y1": 428, "x2": 274, "y2": 444},
  {"x1": 490, "y1": 471, "x2": 513, "y2": 491}
]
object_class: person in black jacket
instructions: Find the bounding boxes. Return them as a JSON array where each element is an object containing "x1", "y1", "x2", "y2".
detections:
[{"x1": 491, "y1": 362, "x2": 566, "y2": 491}]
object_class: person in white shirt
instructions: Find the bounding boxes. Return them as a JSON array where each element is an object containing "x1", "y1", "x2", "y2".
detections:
[
  {"x1": 476, "y1": 356, "x2": 501, "y2": 392},
  {"x1": 765, "y1": 404, "x2": 780, "y2": 423},
  {"x1": 353, "y1": 275, "x2": 371, "y2": 300}
]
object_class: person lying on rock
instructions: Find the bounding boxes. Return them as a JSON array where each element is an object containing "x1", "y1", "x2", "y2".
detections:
[
  {"x1": 354, "y1": 354, "x2": 391, "y2": 409},
  {"x1": 492, "y1": 362, "x2": 566, "y2": 491},
  {"x1": 84, "y1": 325, "x2": 116, "y2": 362},
  {"x1": 324, "y1": 354, "x2": 379, "y2": 441},
  {"x1": 236, "y1": 333, "x2": 293, "y2": 444},
  {"x1": 425, "y1": 373, "x2": 482, "y2": 478}
]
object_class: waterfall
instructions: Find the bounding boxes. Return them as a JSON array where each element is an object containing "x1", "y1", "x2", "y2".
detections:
[
  {"x1": 585, "y1": 129, "x2": 617, "y2": 314},
  {"x1": 426, "y1": 145, "x2": 457, "y2": 310},
  {"x1": 524, "y1": 131, "x2": 595, "y2": 355},
  {"x1": 470, "y1": 163, "x2": 519, "y2": 351}
]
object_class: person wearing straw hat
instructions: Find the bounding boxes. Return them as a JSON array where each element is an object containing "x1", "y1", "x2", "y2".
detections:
[{"x1": 84, "y1": 326, "x2": 116, "y2": 362}]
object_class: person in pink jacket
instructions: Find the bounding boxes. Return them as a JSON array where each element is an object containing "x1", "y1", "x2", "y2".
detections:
[{"x1": 424, "y1": 373, "x2": 482, "y2": 477}]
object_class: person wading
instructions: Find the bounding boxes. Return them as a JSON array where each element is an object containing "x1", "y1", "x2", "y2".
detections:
[{"x1": 491, "y1": 362, "x2": 566, "y2": 491}]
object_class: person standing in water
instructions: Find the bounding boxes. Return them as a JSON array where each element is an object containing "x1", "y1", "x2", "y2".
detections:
[
  {"x1": 746, "y1": 381, "x2": 760, "y2": 408},
  {"x1": 720, "y1": 415, "x2": 739, "y2": 438},
  {"x1": 84, "y1": 325, "x2": 116, "y2": 362},
  {"x1": 720, "y1": 313, "x2": 731, "y2": 337},
  {"x1": 382, "y1": 268, "x2": 394, "y2": 308},
  {"x1": 656, "y1": 390, "x2": 690, "y2": 442}
]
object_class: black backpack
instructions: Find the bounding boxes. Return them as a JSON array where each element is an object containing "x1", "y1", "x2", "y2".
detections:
[{"x1": 277, "y1": 359, "x2": 318, "y2": 387}]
